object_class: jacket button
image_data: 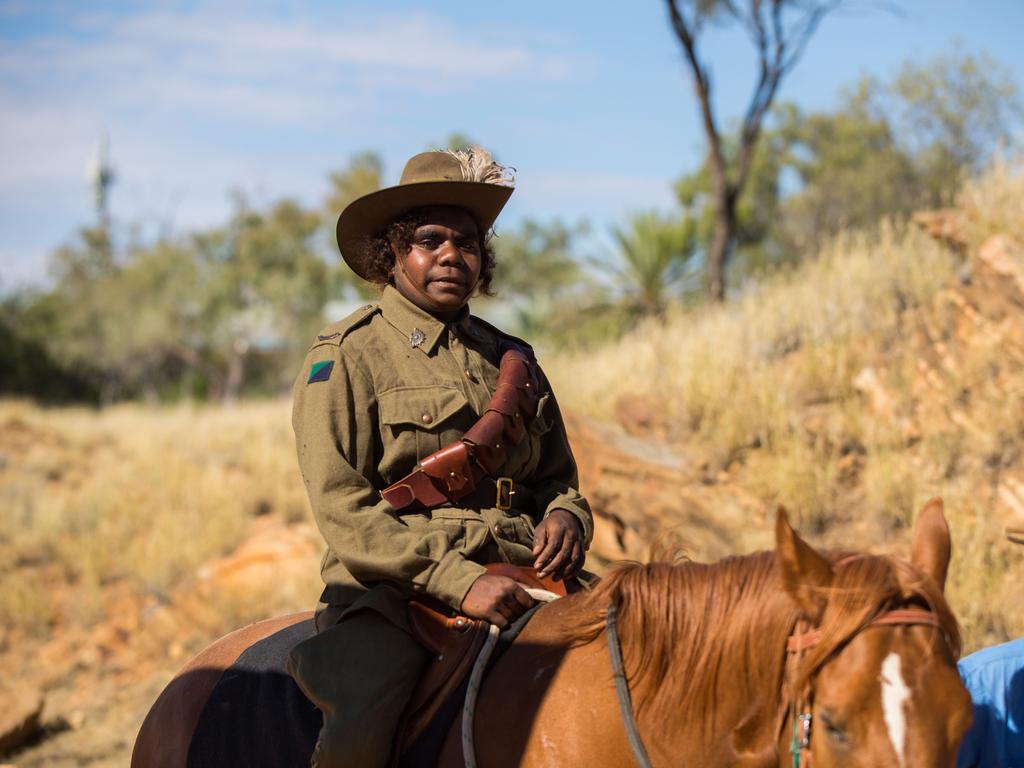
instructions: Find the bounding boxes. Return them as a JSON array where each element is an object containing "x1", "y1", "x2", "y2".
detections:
[
  {"x1": 421, "y1": 414, "x2": 433, "y2": 424},
  {"x1": 493, "y1": 525, "x2": 501, "y2": 535}
]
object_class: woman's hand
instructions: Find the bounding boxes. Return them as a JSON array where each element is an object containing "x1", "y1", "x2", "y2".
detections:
[
  {"x1": 533, "y1": 509, "x2": 584, "y2": 581},
  {"x1": 461, "y1": 574, "x2": 535, "y2": 629}
]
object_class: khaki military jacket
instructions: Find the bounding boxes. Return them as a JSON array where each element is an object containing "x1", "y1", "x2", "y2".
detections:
[{"x1": 292, "y1": 285, "x2": 592, "y2": 627}]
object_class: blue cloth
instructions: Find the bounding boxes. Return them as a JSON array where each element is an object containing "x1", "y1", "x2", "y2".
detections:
[{"x1": 958, "y1": 637, "x2": 1024, "y2": 767}]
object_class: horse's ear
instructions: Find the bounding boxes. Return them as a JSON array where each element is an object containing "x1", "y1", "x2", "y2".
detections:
[
  {"x1": 775, "y1": 505, "x2": 833, "y2": 622},
  {"x1": 910, "y1": 497, "x2": 951, "y2": 592}
]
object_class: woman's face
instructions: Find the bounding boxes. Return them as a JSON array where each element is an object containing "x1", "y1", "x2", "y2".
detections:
[{"x1": 391, "y1": 206, "x2": 483, "y2": 315}]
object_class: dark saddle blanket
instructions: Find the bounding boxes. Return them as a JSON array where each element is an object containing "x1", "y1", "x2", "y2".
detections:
[{"x1": 187, "y1": 618, "x2": 320, "y2": 768}]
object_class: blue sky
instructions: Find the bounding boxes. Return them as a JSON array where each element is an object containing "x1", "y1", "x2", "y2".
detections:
[{"x1": 1, "y1": 0, "x2": 1022, "y2": 290}]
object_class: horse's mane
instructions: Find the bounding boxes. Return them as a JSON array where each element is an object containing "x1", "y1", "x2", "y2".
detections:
[{"x1": 566, "y1": 548, "x2": 962, "y2": 732}]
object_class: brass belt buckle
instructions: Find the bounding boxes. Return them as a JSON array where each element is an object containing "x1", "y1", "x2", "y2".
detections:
[{"x1": 495, "y1": 477, "x2": 515, "y2": 511}]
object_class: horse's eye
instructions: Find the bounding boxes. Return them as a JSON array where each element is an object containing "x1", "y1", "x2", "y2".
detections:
[{"x1": 819, "y1": 711, "x2": 850, "y2": 745}]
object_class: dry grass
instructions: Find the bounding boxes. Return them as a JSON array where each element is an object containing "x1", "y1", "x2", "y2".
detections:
[
  {"x1": 545, "y1": 161, "x2": 1024, "y2": 649},
  {"x1": 0, "y1": 399, "x2": 312, "y2": 637},
  {"x1": 548, "y1": 223, "x2": 954, "y2": 523},
  {"x1": 961, "y1": 156, "x2": 1024, "y2": 246},
  {"x1": 0, "y1": 399, "x2": 324, "y2": 766}
]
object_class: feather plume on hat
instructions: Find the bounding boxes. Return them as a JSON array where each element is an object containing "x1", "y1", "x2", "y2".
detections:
[{"x1": 442, "y1": 145, "x2": 515, "y2": 187}]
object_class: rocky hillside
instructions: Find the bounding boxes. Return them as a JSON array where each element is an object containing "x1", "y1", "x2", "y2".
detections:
[{"x1": 545, "y1": 161, "x2": 1024, "y2": 647}]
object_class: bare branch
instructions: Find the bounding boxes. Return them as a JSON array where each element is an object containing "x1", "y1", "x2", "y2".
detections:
[
  {"x1": 736, "y1": 0, "x2": 843, "y2": 193},
  {"x1": 749, "y1": 0, "x2": 770, "y2": 69},
  {"x1": 771, "y1": 0, "x2": 786, "y2": 62},
  {"x1": 666, "y1": 0, "x2": 728, "y2": 194},
  {"x1": 737, "y1": 0, "x2": 764, "y2": 44},
  {"x1": 780, "y1": 1, "x2": 842, "y2": 74},
  {"x1": 730, "y1": 0, "x2": 782, "y2": 193}
]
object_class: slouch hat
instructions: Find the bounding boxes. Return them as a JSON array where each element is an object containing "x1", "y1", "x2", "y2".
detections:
[{"x1": 337, "y1": 146, "x2": 514, "y2": 281}]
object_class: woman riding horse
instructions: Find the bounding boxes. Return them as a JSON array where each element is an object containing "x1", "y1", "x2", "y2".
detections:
[
  {"x1": 286, "y1": 146, "x2": 592, "y2": 768},
  {"x1": 133, "y1": 499, "x2": 972, "y2": 766}
]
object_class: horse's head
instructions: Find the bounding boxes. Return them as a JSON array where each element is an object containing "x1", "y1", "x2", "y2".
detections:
[{"x1": 775, "y1": 499, "x2": 973, "y2": 767}]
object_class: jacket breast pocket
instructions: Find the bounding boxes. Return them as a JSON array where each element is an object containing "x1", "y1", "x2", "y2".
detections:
[{"x1": 378, "y1": 385, "x2": 473, "y2": 461}]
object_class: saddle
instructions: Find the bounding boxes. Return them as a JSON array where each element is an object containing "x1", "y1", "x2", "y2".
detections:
[{"x1": 398, "y1": 564, "x2": 572, "y2": 752}]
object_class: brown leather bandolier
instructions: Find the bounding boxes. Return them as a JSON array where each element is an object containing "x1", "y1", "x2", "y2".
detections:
[{"x1": 380, "y1": 341, "x2": 539, "y2": 512}]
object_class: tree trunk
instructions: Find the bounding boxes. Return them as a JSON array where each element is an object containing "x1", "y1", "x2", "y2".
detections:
[
  {"x1": 707, "y1": 200, "x2": 735, "y2": 302},
  {"x1": 172, "y1": 345, "x2": 223, "y2": 401},
  {"x1": 100, "y1": 380, "x2": 115, "y2": 408},
  {"x1": 221, "y1": 339, "x2": 248, "y2": 405},
  {"x1": 665, "y1": 0, "x2": 845, "y2": 302}
]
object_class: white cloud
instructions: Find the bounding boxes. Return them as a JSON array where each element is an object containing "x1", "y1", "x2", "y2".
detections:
[
  {"x1": 0, "y1": 4, "x2": 588, "y2": 187},
  {"x1": 0, "y1": 6, "x2": 581, "y2": 120},
  {"x1": 0, "y1": 4, "x2": 593, "y2": 285},
  {"x1": 98, "y1": 8, "x2": 578, "y2": 80}
]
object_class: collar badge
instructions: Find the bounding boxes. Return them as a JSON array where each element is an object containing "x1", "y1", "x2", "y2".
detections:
[{"x1": 409, "y1": 328, "x2": 426, "y2": 348}]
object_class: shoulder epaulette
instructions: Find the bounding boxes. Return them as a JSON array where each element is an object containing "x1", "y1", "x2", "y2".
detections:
[{"x1": 309, "y1": 303, "x2": 379, "y2": 349}]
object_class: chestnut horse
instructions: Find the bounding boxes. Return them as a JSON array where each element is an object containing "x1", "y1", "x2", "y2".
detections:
[{"x1": 133, "y1": 500, "x2": 971, "y2": 767}]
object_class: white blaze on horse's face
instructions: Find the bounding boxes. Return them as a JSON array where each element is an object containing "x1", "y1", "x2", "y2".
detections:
[
  {"x1": 810, "y1": 629, "x2": 971, "y2": 767},
  {"x1": 880, "y1": 652, "x2": 911, "y2": 767}
]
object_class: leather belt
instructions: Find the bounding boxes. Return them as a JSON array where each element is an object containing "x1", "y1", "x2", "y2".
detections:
[
  {"x1": 380, "y1": 342, "x2": 539, "y2": 512},
  {"x1": 462, "y1": 476, "x2": 535, "y2": 513},
  {"x1": 394, "y1": 478, "x2": 535, "y2": 516}
]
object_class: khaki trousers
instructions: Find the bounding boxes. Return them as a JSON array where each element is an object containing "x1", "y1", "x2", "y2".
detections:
[{"x1": 287, "y1": 608, "x2": 431, "y2": 768}]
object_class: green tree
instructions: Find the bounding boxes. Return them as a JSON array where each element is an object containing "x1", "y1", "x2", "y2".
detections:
[
  {"x1": 676, "y1": 126, "x2": 787, "y2": 277},
  {"x1": 324, "y1": 151, "x2": 383, "y2": 215},
  {"x1": 486, "y1": 218, "x2": 587, "y2": 338},
  {"x1": 605, "y1": 211, "x2": 697, "y2": 318},
  {"x1": 492, "y1": 219, "x2": 584, "y2": 298},
  {"x1": 91, "y1": 239, "x2": 204, "y2": 401},
  {"x1": 0, "y1": 293, "x2": 99, "y2": 402},
  {"x1": 23, "y1": 225, "x2": 197, "y2": 402},
  {"x1": 774, "y1": 89, "x2": 919, "y2": 250},
  {"x1": 777, "y1": 51, "x2": 1021, "y2": 248},
  {"x1": 516, "y1": 212, "x2": 696, "y2": 348},
  {"x1": 324, "y1": 152, "x2": 384, "y2": 299},
  {"x1": 674, "y1": 50, "x2": 1023, "y2": 269},
  {"x1": 41, "y1": 226, "x2": 126, "y2": 401},
  {"x1": 195, "y1": 197, "x2": 330, "y2": 402},
  {"x1": 17, "y1": 165, "x2": 366, "y2": 404},
  {"x1": 888, "y1": 51, "x2": 1022, "y2": 205}
]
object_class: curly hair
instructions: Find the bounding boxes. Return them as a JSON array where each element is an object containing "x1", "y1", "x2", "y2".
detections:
[{"x1": 362, "y1": 208, "x2": 497, "y2": 297}]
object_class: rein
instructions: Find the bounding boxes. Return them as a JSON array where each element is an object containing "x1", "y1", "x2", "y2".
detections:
[
  {"x1": 462, "y1": 588, "x2": 561, "y2": 768},
  {"x1": 606, "y1": 604, "x2": 654, "y2": 768},
  {"x1": 603, "y1": 604, "x2": 944, "y2": 768}
]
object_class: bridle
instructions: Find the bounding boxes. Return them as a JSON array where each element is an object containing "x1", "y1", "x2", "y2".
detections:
[
  {"x1": 782, "y1": 608, "x2": 945, "y2": 768},
  {"x1": 604, "y1": 604, "x2": 946, "y2": 768}
]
